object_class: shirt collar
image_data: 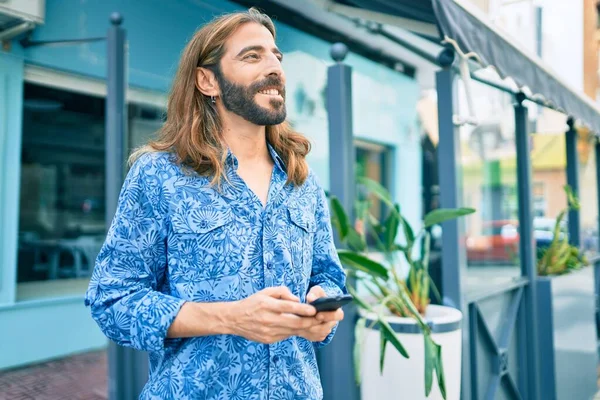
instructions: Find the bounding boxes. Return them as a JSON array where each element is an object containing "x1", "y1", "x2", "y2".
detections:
[
  {"x1": 225, "y1": 143, "x2": 287, "y2": 176},
  {"x1": 267, "y1": 143, "x2": 286, "y2": 175}
]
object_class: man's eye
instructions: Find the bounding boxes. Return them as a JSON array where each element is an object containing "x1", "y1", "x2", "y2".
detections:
[{"x1": 244, "y1": 53, "x2": 259, "y2": 60}]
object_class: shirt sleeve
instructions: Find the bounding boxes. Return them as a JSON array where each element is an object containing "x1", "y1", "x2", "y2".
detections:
[
  {"x1": 308, "y1": 176, "x2": 348, "y2": 348},
  {"x1": 84, "y1": 154, "x2": 185, "y2": 352}
]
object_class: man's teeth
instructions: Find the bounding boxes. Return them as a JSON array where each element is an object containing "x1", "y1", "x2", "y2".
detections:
[{"x1": 259, "y1": 89, "x2": 280, "y2": 95}]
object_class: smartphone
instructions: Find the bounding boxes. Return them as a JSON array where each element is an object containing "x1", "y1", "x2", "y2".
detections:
[{"x1": 309, "y1": 294, "x2": 354, "y2": 312}]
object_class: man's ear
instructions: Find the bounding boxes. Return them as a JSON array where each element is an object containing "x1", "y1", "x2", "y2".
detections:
[{"x1": 195, "y1": 67, "x2": 219, "y2": 97}]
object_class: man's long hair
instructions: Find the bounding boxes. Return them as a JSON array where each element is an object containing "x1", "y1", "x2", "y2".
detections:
[{"x1": 129, "y1": 8, "x2": 311, "y2": 186}]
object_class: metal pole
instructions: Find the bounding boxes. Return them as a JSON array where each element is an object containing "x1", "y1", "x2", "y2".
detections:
[
  {"x1": 435, "y1": 48, "x2": 462, "y2": 311},
  {"x1": 566, "y1": 117, "x2": 581, "y2": 247},
  {"x1": 596, "y1": 141, "x2": 600, "y2": 254},
  {"x1": 514, "y1": 93, "x2": 540, "y2": 400},
  {"x1": 595, "y1": 141, "x2": 600, "y2": 341},
  {"x1": 319, "y1": 42, "x2": 359, "y2": 400},
  {"x1": 434, "y1": 47, "x2": 474, "y2": 399},
  {"x1": 105, "y1": 12, "x2": 146, "y2": 400}
]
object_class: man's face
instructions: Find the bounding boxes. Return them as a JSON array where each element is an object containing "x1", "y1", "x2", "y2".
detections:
[{"x1": 215, "y1": 22, "x2": 286, "y2": 126}]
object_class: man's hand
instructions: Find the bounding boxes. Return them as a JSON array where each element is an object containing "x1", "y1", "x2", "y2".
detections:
[
  {"x1": 301, "y1": 286, "x2": 345, "y2": 342},
  {"x1": 228, "y1": 286, "x2": 322, "y2": 344}
]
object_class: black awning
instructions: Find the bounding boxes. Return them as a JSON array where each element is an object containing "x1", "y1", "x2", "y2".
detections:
[
  {"x1": 335, "y1": 0, "x2": 437, "y2": 25},
  {"x1": 333, "y1": 0, "x2": 600, "y2": 134}
]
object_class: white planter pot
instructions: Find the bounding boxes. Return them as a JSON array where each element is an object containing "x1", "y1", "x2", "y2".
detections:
[{"x1": 359, "y1": 305, "x2": 462, "y2": 400}]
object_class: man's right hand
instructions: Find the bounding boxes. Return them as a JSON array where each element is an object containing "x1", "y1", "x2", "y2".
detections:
[{"x1": 227, "y1": 286, "x2": 321, "y2": 344}]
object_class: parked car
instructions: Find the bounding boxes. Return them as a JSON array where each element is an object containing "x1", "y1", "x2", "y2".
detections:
[{"x1": 466, "y1": 218, "x2": 566, "y2": 264}]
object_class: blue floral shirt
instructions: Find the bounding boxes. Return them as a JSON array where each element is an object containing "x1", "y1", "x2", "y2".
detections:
[{"x1": 85, "y1": 146, "x2": 347, "y2": 400}]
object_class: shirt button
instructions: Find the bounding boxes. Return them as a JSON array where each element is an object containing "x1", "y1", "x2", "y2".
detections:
[
  {"x1": 266, "y1": 262, "x2": 273, "y2": 270},
  {"x1": 273, "y1": 355, "x2": 280, "y2": 362}
]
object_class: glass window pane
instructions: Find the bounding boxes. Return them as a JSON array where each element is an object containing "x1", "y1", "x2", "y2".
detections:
[
  {"x1": 457, "y1": 76, "x2": 521, "y2": 293},
  {"x1": 128, "y1": 104, "x2": 165, "y2": 153},
  {"x1": 578, "y1": 127, "x2": 598, "y2": 255},
  {"x1": 355, "y1": 141, "x2": 393, "y2": 249},
  {"x1": 527, "y1": 104, "x2": 570, "y2": 269},
  {"x1": 18, "y1": 84, "x2": 106, "y2": 300}
]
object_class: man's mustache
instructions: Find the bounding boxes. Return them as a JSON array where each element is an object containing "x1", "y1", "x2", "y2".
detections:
[{"x1": 252, "y1": 76, "x2": 286, "y2": 98}]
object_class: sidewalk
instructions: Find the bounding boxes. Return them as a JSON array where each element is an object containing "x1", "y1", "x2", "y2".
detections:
[
  {"x1": 1, "y1": 349, "x2": 599, "y2": 399},
  {"x1": 0, "y1": 350, "x2": 107, "y2": 400}
]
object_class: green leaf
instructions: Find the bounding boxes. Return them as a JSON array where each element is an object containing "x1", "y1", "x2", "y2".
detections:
[
  {"x1": 338, "y1": 250, "x2": 389, "y2": 280},
  {"x1": 424, "y1": 334, "x2": 447, "y2": 399},
  {"x1": 564, "y1": 185, "x2": 581, "y2": 210},
  {"x1": 423, "y1": 208, "x2": 476, "y2": 228},
  {"x1": 401, "y1": 217, "x2": 415, "y2": 248},
  {"x1": 384, "y1": 205, "x2": 400, "y2": 251},
  {"x1": 424, "y1": 334, "x2": 434, "y2": 397},
  {"x1": 330, "y1": 196, "x2": 349, "y2": 240},
  {"x1": 392, "y1": 243, "x2": 408, "y2": 252},
  {"x1": 355, "y1": 199, "x2": 371, "y2": 221},
  {"x1": 364, "y1": 281, "x2": 386, "y2": 298},
  {"x1": 436, "y1": 342, "x2": 447, "y2": 400},
  {"x1": 379, "y1": 331, "x2": 388, "y2": 375},
  {"x1": 421, "y1": 232, "x2": 431, "y2": 269},
  {"x1": 397, "y1": 287, "x2": 429, "y2": 330},
  {"x1": 425, "y1": 269, "x2": 442, "y2": 304},
  {"x1": 358, "y1": 176, "x2": 396, "y2": 210},
  {"x1": 354, "y1": 317, "x2": 367, "y2": 385},
  {"x1": 378, "y1": 318, "x2": 409, "y2": 359},
  {"x1": 347, "y1": 286, "x2": 374, "y2": 312},
  {"x1": 368, "y1": 212, "x2": 383, "y2": 233},
  {"x1": 346, "y1": 228, "x2": 367, "y2": 252}
]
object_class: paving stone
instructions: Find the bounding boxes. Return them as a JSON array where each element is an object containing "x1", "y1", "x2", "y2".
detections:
[{"x1": 0, "y1": 351, "x2": 107, "y2": 399}]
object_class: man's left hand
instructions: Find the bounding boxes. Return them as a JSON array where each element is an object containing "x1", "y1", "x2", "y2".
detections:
[{"x1": 299, "y1": 286, "x2": 344, "y2": 342}]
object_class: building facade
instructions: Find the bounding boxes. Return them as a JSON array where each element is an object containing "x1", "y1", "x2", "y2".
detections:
[
  {"x1": 584, "y1": 0, "x2": 600, "y2": 101},
  {"x1": 0, "y1": 0, "x2": 422, "y2": 370}
]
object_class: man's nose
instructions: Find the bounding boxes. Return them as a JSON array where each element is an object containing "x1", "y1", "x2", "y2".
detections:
[{"x1": 264, "y1": 56, "x2": 284, "y2": 79}]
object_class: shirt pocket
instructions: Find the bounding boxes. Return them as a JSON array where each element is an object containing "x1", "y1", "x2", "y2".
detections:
[
  {"x1": 170, "y1": 207, "x2": 237, "y2": 285},
  {"x1": 287, "y1": 206, "x2": 317, "y2": 286}
]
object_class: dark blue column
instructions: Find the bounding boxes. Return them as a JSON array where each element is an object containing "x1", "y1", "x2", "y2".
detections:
[
  {"x1": 566, "y1": 117, "x2": 581, "y2": 247},
  {"x1": 596, "y1": 142, "x2": 600, "y2": 255},
  {"x1": 435, "y1": 48, "x2": 462, "y2": 311},
  {"x1": 595, "y1": 141, "x2": 600, "y2": 341},
  {"x1": 435, "y1": 47, "x2": 473, "y2": 399},
  {"x1": 105, "y1": 13, "x2": 126, "y2": 218},
  {"x1": 319, "y1": 42, "x2": 360, "y2": 400},
  {"x1": 105, "y1": 13, "x2": 148, "y2": 400},
  {"x1": 514, "y1": 93, "x2": 540, "y2": 400}
]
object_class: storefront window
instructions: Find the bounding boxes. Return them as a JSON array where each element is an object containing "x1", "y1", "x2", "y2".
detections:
[
  {"x1": 17, "y1": 83, "x2": 164, "y2": 301},
  {"x1": 18, "y1": 84, "x2": 106, "y2": 300}
]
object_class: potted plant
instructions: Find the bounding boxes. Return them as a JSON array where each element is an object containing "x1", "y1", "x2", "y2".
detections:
[
  {"x1": 536, "y1": 185, "x2": 597, "y2": 400},
  {"x1": 329, "y1": 177, "x2": 475, "y2": 400}
]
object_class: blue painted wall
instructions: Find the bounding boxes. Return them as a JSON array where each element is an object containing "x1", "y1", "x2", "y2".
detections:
[
  {"x1": 0, "y1": 52, "x2": 24, "y2": 307},
  {"x1": 0, "y1": 0, "x2": 421, "y2": 369},
  {"x1": 0, "y1": 297, "x2": 107, "y2": 369}
]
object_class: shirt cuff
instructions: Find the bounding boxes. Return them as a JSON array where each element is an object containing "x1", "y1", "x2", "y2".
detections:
[{"x1": 130, "y1": 291, "x2": 187, "y2": 352}]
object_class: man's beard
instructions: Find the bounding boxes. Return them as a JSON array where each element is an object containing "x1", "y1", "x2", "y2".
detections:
[{"x1": 214, "y1": 67, "x2": 287, "y2": 126}]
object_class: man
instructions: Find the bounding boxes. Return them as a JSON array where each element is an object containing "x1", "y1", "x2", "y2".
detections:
[{"x1": 85, "y1": 7, "x2": 347, "y2": 400}]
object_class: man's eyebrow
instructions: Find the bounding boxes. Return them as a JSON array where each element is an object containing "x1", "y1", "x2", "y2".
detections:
[{"x1": 235, "y1": 45, "x2": 283, "y2": 58}]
